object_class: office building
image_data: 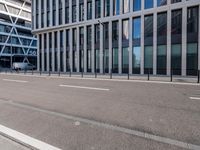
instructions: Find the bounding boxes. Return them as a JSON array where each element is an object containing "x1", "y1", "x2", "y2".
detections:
[{"x1": 32, "y1": 0, "x2": 200, "y2": 76}]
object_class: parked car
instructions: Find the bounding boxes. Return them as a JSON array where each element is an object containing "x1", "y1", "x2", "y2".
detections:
[{"x1": 12, "y1": 62, "x2": 36, "y2": 70}]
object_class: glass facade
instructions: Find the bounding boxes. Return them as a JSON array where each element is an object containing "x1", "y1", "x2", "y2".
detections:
[{"x1": 33, "y1": 0, "x2": 200, "y2": 77}]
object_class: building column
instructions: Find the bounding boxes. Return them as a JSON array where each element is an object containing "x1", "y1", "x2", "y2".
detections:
[
  {"x1": 110, "y1": 0, "x2": 113, "y2": 17},
  {"x1": 182, "y1": 6, "x2": 187, "y2": 76},
  {"x1": 84, "y1": 26, "x2": 87, "y2": 73},
  {"x1": 52, "y1": 32, "x2": 55, "y2": 72},
  {"x1": 50, "y1": 0, "x2": 53, "y2": 26},
  {"x1": 63, "y1": 0, "x2": 65, "y2": 25},
  {"x1": 69, "y1": 0, "x2": 72, "y2": 23},
  {"x1": 109, "y1": 21, "x2": 112, "y2": 73},
  {"x1": 129, "y1": 17, "x2": 133, "y2": 74},
  {"x1": 76, "y1": 0, "x2": 79, "y2": 22},
  {"x1": 92, "y1": 0, "x2": 95, "y2": 20},
  {"x1": 91, "y1": 24, "x2": 95, "y2": 73},
  {"x1": 198, "y1": 4, "x2": 200, "y2": 71},
  {"x1": 153, "y1": 12, "x2": 157, "y2": 75},
  {"x1": 101, "y1": 0, "x2": 103, "y2": 18},
  {"x1": 77, "y1": 27, "x2": 80, "y2": 72},
  {"x1": 33, "y1": 0, "x2": 36, "y2": 30},
  {"x1": 37, "y1": 35, "x2": 40, "y2": 71},
  {"x1": 41, "y1": 34, "x2": 45, "y2": 71},
  {"x1": 56, "y1": 0, "x2": 59, "y2": 26},
  {"x1": 44, "y1": 0, "x2": 47, "y2": 27},
  {"x1": 47, "y1": 33, "x2": 50, "y2": 72},
  {"x1": 141, "y1": 15, "x2": 144, "y2": 75},
  {"x1": 63, "y1": 30, "x2": 67, "y2": 72},
  {"x1": 69, "y1": 28, "x2": 73, "y2": 72},
  {"x1": 57, "y1": 31, "x2": 61, "y2": 71},
  {"x1": 167, "y1": 10, "x2": 171, "y2": 76},
  {"x1": 119, "y1": 19, "x2": 122, "y2": 74},
  {"x1": 100, "y1": 22, "x2": 103, "y2": 73},
  {"x1": 38, "y1": 0, "x2": 41, "y2": 28},
  {"x1": 84, "y1": 0, "x2": 87, "y2": 21}
]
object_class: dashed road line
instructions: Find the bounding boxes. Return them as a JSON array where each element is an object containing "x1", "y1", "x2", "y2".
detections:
[
  {"x1": 189, "y1": 97, "x2": 200, "y2": 100},
  {"x1": 2, "y1": 79, "x2": 28, "y2": 83},
  {"x1": 59, "y1": 84, "x2": 110, "y2": 91}
]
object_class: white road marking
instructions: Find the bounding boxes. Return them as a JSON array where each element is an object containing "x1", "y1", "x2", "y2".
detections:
[
  {"x1": 1, "y1": 99, "x2": 200, "y2": 150},
  {"x1": 59, "y1": 84, "x2": 110, "y2": 91},
  {"x1": 189, "y1": 97, "x2": 200, "y2": 100},
  {"x1": 0, "y1": 124, "x2": 61, "y2": 150},
  {"x1": 3, "y1": 79, "x2": 28, "y2": 83}
]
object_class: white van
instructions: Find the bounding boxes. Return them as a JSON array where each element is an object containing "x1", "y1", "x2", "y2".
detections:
[{"x1": 12, "y1": 62, "x2": 36, "y2": 70}]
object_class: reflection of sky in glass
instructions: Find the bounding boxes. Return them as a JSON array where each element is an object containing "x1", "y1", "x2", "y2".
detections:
[
  {"x1": 113, "y1": 0, "x2": 120, "y2": 15},
  {"x1": 145, "y1": 0, "x2": 153, "y2": 9},
  {"x1": 123, "y1": 0, "x2": 129, "y2": 13},
  {"x1": 123, "y1": 20, "x2": 129, "y2": 40},
  {"x1": 133, "y1": 47, "x2": 141, "y2": 68},
  {"x1": 133, "y1": 0, "x2": 141, "y2": 11},
  {"x1": 157, "y1": 0, "x2": 167, "y2": 6},
  {"x1": 133, "y1": 17, "x2": 141, "y2": 39}
]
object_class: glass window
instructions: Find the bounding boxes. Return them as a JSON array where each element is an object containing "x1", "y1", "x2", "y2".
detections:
[
  {"x1": 157, "y1": 0, "x2": 167, "y2": 7},
  {"x1": 104, "y1": 0, "x2": 110, "y2": 17},
  {"x1": 132, "y1": 46, "x2": 140, "y2": 74},
  {"x1": 113, "y1": 0, "x2": 120, "y2": 15},
  {"x1": 65, "y1": 7, "x2": 69, "y2": 23},
  {"x1": 79, "y1": 3, "x2": 84, "y2": 21},
  {"x1": 95, "y1": 0, "x2": 101, "y2": 18},
  {"x1": 122, "y1": 47, "x2": 129, "y2": 73},
  {"x1": 157, "y1": 45, "x2": 167, "y2": 75},
  {"x1": 87, "y1": 1, "x2": 92, "y2": 20},
  {"x1": 144, "y1": 15, "x2": 153, "y2": 46},
  {"x1": 112, "y1": 21, "x2": 119, "y2": 42},
  {"x1": 122, "y1": 19, "x2": 129, "y2": 41},
  {"x1": 133, "y1": 17, "x2": 141, "y2": 40},
  {"x1": 72, "y1": 5, "x2": 76, "y2": 22},
  {"x1": 133, "y1": 0, "x2": 141, "y2": 11},
  {"x1": 144, "y1": 46, "x2": 153, "y2": 74},
  {"x1": 59, "y1": 0, "x2": 62, "y2": 25},
  {"x1": 95, "y1": 49, "x2": 100, "y2": 72},
  {"x1": 87, "y1": 26, "x2": 92, "y2": 72},
  {"x1": 112, "y1": 48, "x2": 118, "y2": 73},
  {"x1": 171, "y1": 44, "x2": 181, "y2": 75},
  {"x1": 145, "y1": 0, "x2": 153, "y2": 9},
  {"x1": 123, "y1": 0, "x2": 129, "y2": 13},
  {"x1": 187, "y1": 43, "x2": 198, "y2": 75},
  {"x1": 171, "y1": 0, "x2": 181, "y2": 4}
]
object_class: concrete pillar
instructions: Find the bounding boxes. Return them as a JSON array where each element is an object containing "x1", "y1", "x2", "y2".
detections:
[
  {"x1": 109, "y1": 21, "x2": 112, "y2": 73},
  {"x1": 44, "y1": 0, "x2": 47, "y2": 27},
  {"x1": 56, "y1": 0, "x2": 59, "y2": 26},
  {"x1": 100, "y1": 22, "x2": 103, "y2": 73},
  {"x1": 129, "y1": 17, "x2": 133, "y2": 74},
  {"x1": 76, "y1": 0, "x2": 79, "y2": 22},
  {"x1": 199, "y1": 4, "x2": 200, "y2": 70},
  {"x1": 41, "y1": 34, "x2": 44, "y2": 71},
  {"x1": 84, "y1": 26, "x2": 87, "y2": 72},
  {"x1": 46, "y1": 32, "x2": 50, "y2": 72},
  {"x1": 182, "y1": 7, "x2": 187, "y2": 76},
  {"x1": 84, "y1": 0, "x2": 87, "y2": 21},
  {"x1": 69, "y1": 0, "x2": 72, "y2": 23},
  {"x1": 33, "y1": 0, "x2": 36, "y2": 30},
  {"x1": 57, "y1": 31, "x2": 61, "y2": 71},
  {"x1": 110, "y1": 0, "x2": 113, "y2": 17},
  {"x1": 91, "y1": 24, "x2": 95, "y2": 73},
  {"x1": 153, "y1": 12, "x2": 157, "y2": 75},
  {"x1": 167, "y1": 10, "x2": 171, "y2": 76},
  {"x1": 77, "y1": 27, "x2": 80, "y2": 72},
  {"x1": 52, "y1": 32, "x2": 55, "y2": 72},
  {"x1": 92, "y1": 0, "x2": 95, "y2": 20},
  {"x1": 50, "y1": 0, "x2": 53, "y2": 26},
  {"x1": 38, "y1": 0, "x2": 41, "y2": 28},
  {"x1": 119, "y1": 19, "x2": 122, "y2": 74},
  {"x1": 141, "y1": 15, "x2": 144, "y2": 75},
  {"x1": 63, "y1": 30, "x2": 67, "y2": 72},
  {"x1": 69, "y1": 28, "x2": 73, "y2": 72},
  {"x1": 63, "y1": 0, "x2": 65, "y2": 25},
  {"x1": 37, "y1": 35, "x2": 40, "y2": 71}
]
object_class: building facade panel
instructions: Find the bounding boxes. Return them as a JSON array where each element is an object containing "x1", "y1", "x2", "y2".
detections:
[
  {"x1": 32, "y1": 0, "x2": 200, "y2": 76},
  {"x1": 0, "y1": 0, "x2": 37, "y2": 69}
]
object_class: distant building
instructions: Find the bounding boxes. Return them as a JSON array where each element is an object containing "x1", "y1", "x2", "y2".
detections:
[
  {"x1": 32, "y1": 0, "x2": 200, "y2": 76},
  {"x1": 0, "y1": 0, "x2": 37, "y2": 68}
]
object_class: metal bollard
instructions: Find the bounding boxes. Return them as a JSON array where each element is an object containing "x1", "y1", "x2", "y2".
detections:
[
  {"x1": 81, "y1": 70, "x2": 83, "y2": 78},
  {"x1": 58, "y1": 69, "x2": 60, "y2": 76},
  {"x1": 198, "y1": 70, "x2": 200, "y2": 84},
  {"x1": 170, "y1": 70, "x2": 173, "y2": 82},
  {"x1": 49, "y1": 70, "x2": 51, "y2": 76},
  {"x1": 95, "y1": 70, "x2": 97, "y2": 78},
  {"x1": 148, "y1": 69, "x2": 150, "y2": 81},
  {"x1": 40, "y1": 70, "x2": 41, "y2": 75},
  {"x1": 110, "y1": 69, "x2": 112, "y2": 79},
  {"x1": 32, "y1": 68, "x2": 33, "y2": 75},
  {"x1": 69, "y1": 70, "x2": 71, "y2": 77},
  {"x1": 127, "y1": 71, "x2": 130, "y2": 80}
]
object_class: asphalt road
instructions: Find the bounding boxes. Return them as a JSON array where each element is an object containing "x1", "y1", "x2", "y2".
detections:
[{"x1": 0, "y1": 73, "x2": 199, "y2": 150}]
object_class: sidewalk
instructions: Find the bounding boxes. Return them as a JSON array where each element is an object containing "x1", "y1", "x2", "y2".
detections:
[{"x1": 0, "y1": 134, "x2": 31, "y2": 150}]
